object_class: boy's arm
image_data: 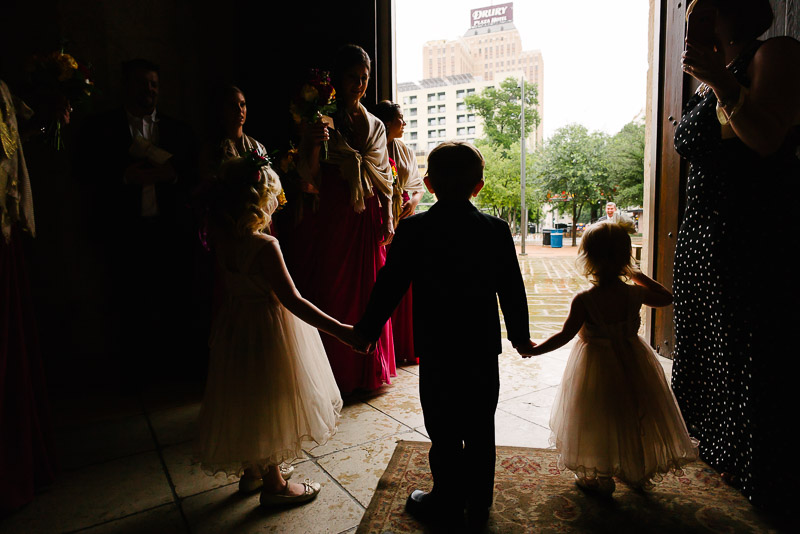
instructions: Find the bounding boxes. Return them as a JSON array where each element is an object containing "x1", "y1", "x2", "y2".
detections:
[
  {"x1": 495, "y1": 221, "x2": 532, "y2": 348},
  {"x1": 354, "y1": 223, "x2": 414, "y2": 342}
]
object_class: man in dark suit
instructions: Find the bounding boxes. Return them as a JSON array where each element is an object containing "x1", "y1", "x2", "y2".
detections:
[
  {"x1": 355, "y1": 141, "x2": 535, "y2": 529},
  {"x1": 76, "y1": 58, "x2": 200, "y2": 389}
]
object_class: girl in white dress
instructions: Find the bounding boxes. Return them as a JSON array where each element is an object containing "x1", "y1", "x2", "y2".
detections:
[
  {"x1": 195, "y1": 152, "x2": 356, "y2": 507},
  {"x1": 525, "y1": 221, "x2": 698, "y2": 495}
]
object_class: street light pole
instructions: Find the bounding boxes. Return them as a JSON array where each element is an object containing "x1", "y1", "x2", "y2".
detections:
[{"x1": 520, "y1": 74, "x2": 527, "y2": 256}]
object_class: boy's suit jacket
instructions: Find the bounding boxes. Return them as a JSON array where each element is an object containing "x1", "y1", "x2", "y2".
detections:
[{"x1": 356, "y1": 198, "x2": 530, "y2": 363}]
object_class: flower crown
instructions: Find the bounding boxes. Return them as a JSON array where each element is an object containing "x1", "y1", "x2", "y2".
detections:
[
  {"x1": 239, "y1": 150, "x2": 287, "y2": 210},
  {"x1": 241, "y1": 149, "x2": 272, "y2": 183}
]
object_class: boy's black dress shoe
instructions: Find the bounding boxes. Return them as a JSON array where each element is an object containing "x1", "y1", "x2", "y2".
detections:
[
  {"x1": 405, "y1": 490, "x2": 465, "y2": 526},
  {"x1": 466, "y1": 505, "x2": 490, "y2": 528}
]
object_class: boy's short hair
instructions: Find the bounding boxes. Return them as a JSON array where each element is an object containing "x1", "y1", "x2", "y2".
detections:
[{"x1": 426, "y1": 141, "x2": 484, "y2": 199}]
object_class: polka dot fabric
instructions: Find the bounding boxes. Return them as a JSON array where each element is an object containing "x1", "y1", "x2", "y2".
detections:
[{"x1": 672, "y1": 40, "x2": 800, "y2": 512}]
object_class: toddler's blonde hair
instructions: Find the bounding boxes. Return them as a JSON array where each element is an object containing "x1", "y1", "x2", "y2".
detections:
[
  {"x1": 211, "y1": 155, "x2": 283, "y2": 237},
  {"x1": 577, "y1": 220, "x2": 637, "y2": 285}
]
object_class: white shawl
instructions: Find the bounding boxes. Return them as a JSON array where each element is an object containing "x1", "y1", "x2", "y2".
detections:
[
  {"x1": 389, "y1": 138, "x2": 424, "y2": 194},
  {"x1": 0, "y1": 80, "x2": 35, "y2": 243},
  {"x1": 323, "y1": 103, "x2": 393, "y2": 213}
]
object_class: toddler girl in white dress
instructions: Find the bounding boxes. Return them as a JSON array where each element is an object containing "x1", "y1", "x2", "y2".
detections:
[
  {"x1": 195, "y1": 152, "x2": 357, "y2": 506},
  {"x1": 525, "y1": 221, "x2": 698, "y2": 494}
]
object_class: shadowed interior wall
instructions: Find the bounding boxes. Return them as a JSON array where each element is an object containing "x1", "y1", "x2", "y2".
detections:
[{"x1": 0, "y1": 0, "x2": 383, "y2": 388}]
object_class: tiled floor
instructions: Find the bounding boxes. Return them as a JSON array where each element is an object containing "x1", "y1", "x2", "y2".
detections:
[{"x1": 2, "y1": 243, "x2": 675, "y2": 534}]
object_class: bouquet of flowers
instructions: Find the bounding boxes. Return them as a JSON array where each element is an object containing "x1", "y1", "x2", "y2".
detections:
[
  {"x1": 26, "y1": 45, "x2": 95, "y2": 150},
  {"x1": 290, "y1": 69, "x2": 336, "y2": 159}
]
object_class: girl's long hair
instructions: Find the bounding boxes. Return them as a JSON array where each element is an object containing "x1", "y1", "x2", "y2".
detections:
[{"x1": 577, "y1": 220, "x2": 637, "y2": 285}]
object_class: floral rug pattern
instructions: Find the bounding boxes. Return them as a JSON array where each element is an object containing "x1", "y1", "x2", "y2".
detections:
[{"x1": 357, "y1": 440, "x2": 779, "y2": 533}]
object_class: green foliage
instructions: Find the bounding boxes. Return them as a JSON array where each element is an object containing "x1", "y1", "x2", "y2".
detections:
[
  {"x1": 534, "y1": 123, "x2": 612, "y2": 224},
  {"x1": 465, "y1": 77, "x2": 540, "y2": 151},
  {"x1": 473, "y1": 139, "x2": 540, "y2": 227},
  {"x1": 606, "y1": 117, "x2": 645, "y2": 208}
]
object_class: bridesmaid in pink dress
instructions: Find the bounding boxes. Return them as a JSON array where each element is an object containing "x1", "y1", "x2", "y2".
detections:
[
  {"x1": 296, "y1": 45, "x2": 396, "y2": 394},
  {"x1": 373, "y1": 100, "x2": 425, "y2": 365}
]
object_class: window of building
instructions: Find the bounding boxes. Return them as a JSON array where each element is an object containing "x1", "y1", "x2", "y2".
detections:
[
  {"x1": 438, "y1": 117, "x2": 446, "y2": 125},
  {"x1": 457, "y1": 102, "x2": 466, "y2": 111},
  {"x1": 438, "y1": 104, "x2": 446, "y2": 113},
  {"x1": 428, "y1": 130, "x2": 436, "y2": 138},
  {"x1": 409, "y1": 95, "x2": 417, "y2": 104},
  {"x1": 428, "y1": 117, "x2": 436, "y2": 126},
  {"x1": 438, "y1": 129, "x2": 446, "y2": 137},
  {"x1": 457, "y1": 114, "x2": 466, "y2": 123},
  {"x1": 468, "y1": 114, "x2": 476, "y2": 122},
  {"x1": 467, "y1": 126, "x2": 476, "y2": 134},
  {"x1": 409, "y1": 119, "x2": 417, "y2": 128},
  {"x1": 437, "y1": 92, "x2": 446, "y2": 101},
  {"x1": 428, "y1": 105, "x2": 436, "y2": 114},
  {"x1": 456, "y1": 89, "x2": 465, "y2": 99},
  {"x1": 409, "y1": 107, "x2": 417, "y2": 116},
  {"x1": 409, "y1": 132, "x2": 418, "y2": 140},
  {"x1": 457, "y1": 127, "x2": 466, "y2": 135},
  {"x1": 428, "y1": 141, "x2": 438, "y2": 150},
  {"x1": 427, "y1": 93, "x2": 436, "y2": 102}
]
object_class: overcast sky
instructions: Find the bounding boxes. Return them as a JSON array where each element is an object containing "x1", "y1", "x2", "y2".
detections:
[{"x1": 395, "y1": 0, "x2": 650, "y2": 139}]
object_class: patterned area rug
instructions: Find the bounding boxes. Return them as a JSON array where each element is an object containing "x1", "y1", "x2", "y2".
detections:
[{"x1": 357, "y1": 441, "x2": 781, "y2": 533}]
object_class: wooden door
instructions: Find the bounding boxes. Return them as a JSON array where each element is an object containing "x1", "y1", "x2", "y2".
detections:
[{"x1": 649, "y1": 0, "x2": 800, "y2": 357}]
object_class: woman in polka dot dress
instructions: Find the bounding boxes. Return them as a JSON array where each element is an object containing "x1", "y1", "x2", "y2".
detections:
[{"x1": 674, "y1": 0, "x2": 800, "y2": 512}]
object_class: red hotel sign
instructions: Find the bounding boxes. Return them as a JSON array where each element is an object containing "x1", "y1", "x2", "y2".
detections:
[{"x1": 470, "y1": 3, "x2": 514, "y2": 28}]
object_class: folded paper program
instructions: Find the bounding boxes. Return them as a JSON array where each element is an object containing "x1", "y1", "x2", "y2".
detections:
[{"x1": 129, "y1": 136, "x2": 172, "y2": 165}]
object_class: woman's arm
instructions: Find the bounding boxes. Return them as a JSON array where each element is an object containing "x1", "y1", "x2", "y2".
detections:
[
  {"x1": 296, "y1": 120, "x2": 329, "y2": 184},
  {"x1": 255, "y1": 235, "x2": 353, "y2": 342},
  {"x1": 378, "y1": 193, "x2": 394, "y2": 245},
  {"x1": 529, "y1": 295, "x2": 586, "y2": 355},
  {"x1": 684, "y1": 37, "x2": 800, "y2": 156}
]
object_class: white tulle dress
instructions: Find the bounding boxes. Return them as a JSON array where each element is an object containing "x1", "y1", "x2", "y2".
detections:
[
  {"x1": 195, "y1": 236, "x2": 342, "y2": 476},
  {"x1": 549, "y1": 284, "x2": 698, "y2": 488}
]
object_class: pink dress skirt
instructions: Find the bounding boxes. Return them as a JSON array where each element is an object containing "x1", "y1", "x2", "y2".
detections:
[{"x1": 305, "y1": 162, "x2": 395, "y2": 394}]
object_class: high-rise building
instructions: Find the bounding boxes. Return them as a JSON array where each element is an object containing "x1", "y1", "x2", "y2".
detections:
[{"x1": 400, "y1": 1, "x2": 544, "y2": 166}]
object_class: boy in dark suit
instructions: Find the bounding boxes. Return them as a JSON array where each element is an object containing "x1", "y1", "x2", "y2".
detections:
[{"x1": 355, "y1": 141, "x2": 535, "y2": 528}]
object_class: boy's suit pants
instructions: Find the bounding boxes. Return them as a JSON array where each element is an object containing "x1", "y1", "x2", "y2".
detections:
[{"x1": 419, "y1": 357, "x2": 499, "y2": 512}]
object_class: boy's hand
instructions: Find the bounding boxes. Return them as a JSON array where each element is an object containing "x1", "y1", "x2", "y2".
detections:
[
  {"x1": 340, "y1": 325, "x2": 375, "y2": 354},
  {"x1": 514, "y1": 339, "x2": 538, "y2": 358}
]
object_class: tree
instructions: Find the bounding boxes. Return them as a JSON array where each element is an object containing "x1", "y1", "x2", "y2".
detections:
[
  {"x1": 465, "y1": 77, "x2": 540, "y2": 151},
  {"x1": 473, "y1": 139, "x2": 540, "y2": 231},
  {"x1": 607, "y1": 117, "x2": 645, "y2": 209},
  {"x1": 535, "y1": 124, "x2": 612, "y2": 245}
]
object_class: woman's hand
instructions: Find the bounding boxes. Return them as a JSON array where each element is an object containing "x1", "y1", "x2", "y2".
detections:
[
  {"x1": 379, "y1": 217, "x2": 394, "y2": 246},
  {"x1": 302, "y1": 118, "x2": 329, "y2": 147},
  {"x1": 682, "y1": 40, "x2": 731, "y2": 89},
  {"x1": 398, "y1": 192, "x2": 421, "y2": 220}
]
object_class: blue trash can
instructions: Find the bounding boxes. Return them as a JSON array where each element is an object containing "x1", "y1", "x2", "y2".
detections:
[{"x1": 550, "y1": 229, "x2": 563, "y2": 248}]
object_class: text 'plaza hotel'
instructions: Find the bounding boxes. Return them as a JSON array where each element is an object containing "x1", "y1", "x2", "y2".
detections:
[{"x1": 399, "y1": 2, "x2": 544, "y2": 167}]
